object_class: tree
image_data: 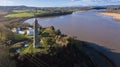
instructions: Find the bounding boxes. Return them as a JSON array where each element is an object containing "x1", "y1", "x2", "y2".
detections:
[
  {"x1": 22, "y1": 23, "x2": 32, "y2": 28},
  {"x1": 0, "y1": 24, "x2": 14, "y2": 45},
  {"x1": 0, "y1": 45, "x2": 16, "y2": 67},
  {"x1": 4, "y1": 22, "x2": 21, "y2": 29},
  {"x1": 55, "y1": 29, "x2": 61, "y2": 35}
]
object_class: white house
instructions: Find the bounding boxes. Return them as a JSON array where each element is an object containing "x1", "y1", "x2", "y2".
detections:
[
  {"x1": 12, "y1": 28, "x2": 26, "y2": 34},
  {"x1": 19, "y1": 31, "x2": 25, "y2": 35},
  {"x1": 26, "y1": 27, "x2": 34, "y2": 35},
  {"x1": 11, "y1": 27, "x2": 35, "y2": 35},
  {"x1": 12, "y1": 28, "x2": 21, "y2": 34}
]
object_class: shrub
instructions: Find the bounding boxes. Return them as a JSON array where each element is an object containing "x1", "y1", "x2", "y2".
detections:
[{"x1": 13, "y1": 34, "x2": 28, "y2": 42}]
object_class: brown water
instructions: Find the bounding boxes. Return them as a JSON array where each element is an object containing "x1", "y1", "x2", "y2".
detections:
[{"x1": 26, "y1": 10, "x2": 120, "y2": 66}]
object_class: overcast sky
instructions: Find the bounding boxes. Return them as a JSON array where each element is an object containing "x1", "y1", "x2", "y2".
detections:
[{"x1": 0, "y1": 0, "x2": 120, "y2": 7}]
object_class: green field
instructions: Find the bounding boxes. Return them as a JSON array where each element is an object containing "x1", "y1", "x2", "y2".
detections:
[
  {"x1": 4, "y1": 9, "x2": 72, "y2": 18},
  {"x1": 5, "y1": 13, "x2": 34, "y2": 18},
  {"x1": 5, "y1": 9, "x2": 46, "y2": 18}
]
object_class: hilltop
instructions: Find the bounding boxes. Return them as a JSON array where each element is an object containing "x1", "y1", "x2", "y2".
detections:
[{"x1": 3, "y1": 22, "x2": 114, "y2": 67}]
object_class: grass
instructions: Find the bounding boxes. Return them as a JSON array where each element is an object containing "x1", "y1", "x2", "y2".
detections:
[
  {"x1": 20, "y1": 44, "x2": 42, "y2": 55},
  {"x1": 25, "y1": 35, "x2": 33, "y2": 39},
  {"x1": 4, "y1": 9, "x2": 71, "y2": 18},
  {"x1": 5, "y1": 9, "x2": 47, "y2": 18},
  {"x1": 14, "y1": 34, "x2": 28, "y2": 41},
  {"x1": 11, "y1": 42, "x2": 22, "y2": 48},
  {"x1": 20, "y1": 44, "x2": 33, "y2": 55},
  {"x1": 19, "y1": 43, "x2": 51, "y2": 55},
  {"x1": 5, "y1": 13, "x2": 34, "y2": 18},
  {"x1": 5, "y1": 10, "x2": 34, "y2": 18}
]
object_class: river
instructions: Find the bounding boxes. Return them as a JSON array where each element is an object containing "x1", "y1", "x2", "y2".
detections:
[{"x1": 25, "y1": 10, "x2": 120, "y2": 67}]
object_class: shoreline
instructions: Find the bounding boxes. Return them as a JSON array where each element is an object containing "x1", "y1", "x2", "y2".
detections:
[
  {"x1": 98, "y1": 12, "x2": 120, "y2": 21},
  {"x1": 82, "y1": 41, "x2": 116, "y2": 67}
]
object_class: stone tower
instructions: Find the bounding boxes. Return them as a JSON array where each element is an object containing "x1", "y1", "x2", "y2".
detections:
[{"x1": 33, "y1": 18, "x2": 40, "y2": 48}]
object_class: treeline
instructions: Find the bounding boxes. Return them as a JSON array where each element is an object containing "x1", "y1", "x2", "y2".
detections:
[
  {"x1": 35, "y1": 7, "x2": 94, "y2": 17},
  {"x1": 4, "y1": 6, "x2": 108, "y2": 18},
  {"x1": 38, "y1": 7, "x2": 93, "y2": 12},
  {"x1": 105, "y1": 6, "x2": 120, "y2": 14},
  {"x1": 0, "y1": 24, "x2": 16, "y2": 67},
  {"x1": 36, "y1": 11, "x2": 73, "y2": 17},
  {"x1": 0, "y1": 22, "x2": 31, "y2": 45},
  {"x1": 0, "y1": 22, "x2": 31, "y2": 67}
]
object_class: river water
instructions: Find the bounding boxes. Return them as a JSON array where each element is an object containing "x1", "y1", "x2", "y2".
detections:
[
  {"x1": 26, "y1": 10, "x2": 120, "y2": 52},
  {"x1": 25, "y1": 10, "x2": 120, "y2": 66}
]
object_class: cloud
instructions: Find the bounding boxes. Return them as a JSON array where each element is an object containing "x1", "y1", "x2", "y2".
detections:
[
  {"x1": 0, "y1": 0, "x2": 120, "y2": 7},
  {"x1": 0, "y1": 0, "x2": 14, "y2": 6},
  {"x1": 71, "y1": 0, "x2": 80, "y2": 1},
  {"x1": 65, "y1": 0, "x2": 120, "y2": 7},
  {"x1": 71, "y1": 0, "x2": 120, "y2": 3}
]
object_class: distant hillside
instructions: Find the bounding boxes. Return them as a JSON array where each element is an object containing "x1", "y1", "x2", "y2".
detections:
[
  {"x1": 0, "y1": 5, "x2": 120, "y2": 11},
  {"x1": 0, "y1": 6, "x2": 35, "y2": 10}
]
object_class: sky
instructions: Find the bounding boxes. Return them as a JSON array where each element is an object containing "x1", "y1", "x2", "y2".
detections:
[{"x1": 0, "y1": 0, "x2": 120, "y2": 7}]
